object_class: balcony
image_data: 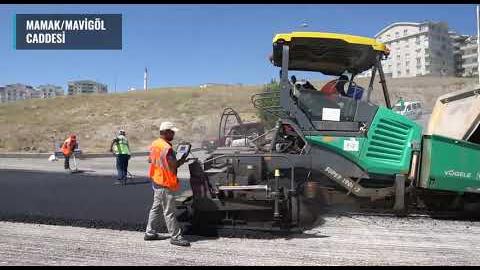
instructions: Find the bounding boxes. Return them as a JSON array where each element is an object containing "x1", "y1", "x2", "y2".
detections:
[{"x1": 462, "y1": 53, "x2": 478, "y2": 59}]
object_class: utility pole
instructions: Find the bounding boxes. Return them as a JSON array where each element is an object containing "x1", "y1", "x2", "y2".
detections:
[{"x1": 477, "y1": 5, "x2": 480, "y2": 85}]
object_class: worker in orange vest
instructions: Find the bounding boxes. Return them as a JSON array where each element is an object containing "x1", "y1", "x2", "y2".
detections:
[
  {"x1": 62, "y1": 134, "x2": 78, "y2": 171},
  {"x1": 144, "y1": 122, "x2": 190, "y2": 247},
  {"x1": 320, "y1": 75, "x2": 349, "y2": 96}
]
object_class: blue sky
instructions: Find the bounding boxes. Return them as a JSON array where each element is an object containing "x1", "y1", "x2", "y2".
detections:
[{"x1": 0, "y1": 4, "x2": 478, "y2": 92}]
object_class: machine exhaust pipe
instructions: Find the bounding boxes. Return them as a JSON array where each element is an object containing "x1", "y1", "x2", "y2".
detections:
[
  {"x1": 408, "y1": 151, "x2": 419, "y2": 185},
  {"x1": 273, "y1": 169, "x2": 281, "y2": 220}
]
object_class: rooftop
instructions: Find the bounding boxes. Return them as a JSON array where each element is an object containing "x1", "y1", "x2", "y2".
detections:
[{"x1": 375, "y1": 21, "x2": 446, "y2": 38}]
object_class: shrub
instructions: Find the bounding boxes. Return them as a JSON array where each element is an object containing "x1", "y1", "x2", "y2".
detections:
[{"x1": 256, "y1": 79, "x2": 281, "y2": 129}]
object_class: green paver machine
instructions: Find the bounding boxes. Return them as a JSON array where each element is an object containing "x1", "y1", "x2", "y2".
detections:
[{"x1": 179, "y1": 31, "x2": 480, "y2": 231}]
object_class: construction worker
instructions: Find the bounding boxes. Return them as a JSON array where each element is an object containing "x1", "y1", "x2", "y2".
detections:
[
  {"x1": 61, "y1": 134, "x2": 78, "y2": 171},
  {"x1": 320, "y1": 75, "x2": 349, "y2": 96},
  {"x1": 144, "y1": 121, "x2": 190, "y2": 247},
  {"x1": 110, "y1": 129, "x2": 131, "y2": 184}
]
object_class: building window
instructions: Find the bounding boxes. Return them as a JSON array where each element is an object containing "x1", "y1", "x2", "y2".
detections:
[
  {"x1": 397, "y1": 71, "x2": 401, "y2": 76},
  {"x1": 406, "y1": 61, "x2": 410, "y2": 67},
  {"x1": 404, "y1": 29, "x2": 408, "y2": 36},
  {"x1": 396, "y1": 54, "x2": 401, "y2": 60},
  {"x1": 416, "y1": 57, "x2": 421, "y2": 65},
  {"x1": 395, "y1": 32, "x2": 399, "y2": 38},
  {"x1": 406, "y1": 69, "x2": 410, "y2": 75}
]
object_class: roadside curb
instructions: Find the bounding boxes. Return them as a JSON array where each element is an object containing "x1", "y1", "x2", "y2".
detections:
[
  {"x1": 0, "y1": 152, "x2": 150, "y2": 159},
  {"x1": 0, "y1": 148, "x2": 205, "y2": 159}
]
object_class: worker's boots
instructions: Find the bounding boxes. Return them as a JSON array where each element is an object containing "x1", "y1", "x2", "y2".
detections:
[
  {"x1": 170, "y1": 236, "x2": 190, "y2": 247},
  {"x1": 144, "y1": 233, "x2": 169, "y2": 241}
]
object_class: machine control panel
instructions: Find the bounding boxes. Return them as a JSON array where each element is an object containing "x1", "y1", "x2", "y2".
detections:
[{"x1": 176, "y1": 142, "x2": 191, "y2": 160}]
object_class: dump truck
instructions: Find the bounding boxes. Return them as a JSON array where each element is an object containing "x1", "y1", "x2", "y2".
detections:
[{"x1": 176, "y1": 31, "x2": 480, "y2": 231}]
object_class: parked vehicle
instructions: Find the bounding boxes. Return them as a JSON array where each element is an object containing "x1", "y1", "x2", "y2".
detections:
[{"x1": 393, "y1": 100, "x2": 422, "y2": 119}]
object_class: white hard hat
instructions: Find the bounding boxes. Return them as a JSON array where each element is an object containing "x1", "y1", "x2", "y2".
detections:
[{"x1": 159, "y1": 122, "x2": 179, "y2": 132}]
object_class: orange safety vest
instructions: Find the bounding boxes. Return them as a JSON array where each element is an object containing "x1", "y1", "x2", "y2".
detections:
[
  {"x1": 62, "y1": 137, "x2": 76, "y2": 156},
  {"x1": 148, "y1": 138, "x2": 179, "y2": 191}
]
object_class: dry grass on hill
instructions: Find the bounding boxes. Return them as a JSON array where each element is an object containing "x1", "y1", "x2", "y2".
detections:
[
  {"x1": 0, "y1": 76, "x2": 478, "y2": 153},
  {"x1": 0, "y1": 85, "x2": 261, "y2": 153}
]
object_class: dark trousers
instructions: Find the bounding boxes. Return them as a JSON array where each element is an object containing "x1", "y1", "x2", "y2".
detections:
[
  {"x1": 116, "y1": 154, "x2": 130, "y2": 180},
  {"x1": 64, "y1": 154, "x2": 70, "y2": 169}
]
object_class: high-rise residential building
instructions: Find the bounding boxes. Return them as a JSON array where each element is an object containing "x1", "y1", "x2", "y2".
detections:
[
  {"x1": 460, "y1": 35, "x2": 479, "y2": 77},
  {"x1": 449, "y1": 31, "x2": 470, "y2": 77},
  {"x1": 360, "y1": 21, "x2": 455, "y2": 78}
]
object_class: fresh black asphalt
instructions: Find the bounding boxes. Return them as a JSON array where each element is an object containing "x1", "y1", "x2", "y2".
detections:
[{"x1": 0, "y1": 169, "x2": 166, "y2": 231}]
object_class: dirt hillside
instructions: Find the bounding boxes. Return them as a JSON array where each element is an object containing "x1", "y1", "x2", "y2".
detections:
[
  {"x1": 0, "y1": 85, "x2": 260, "y2": 153},
  {"x1": 0, "y1": 76, "x2": 478, "y2": 153}
]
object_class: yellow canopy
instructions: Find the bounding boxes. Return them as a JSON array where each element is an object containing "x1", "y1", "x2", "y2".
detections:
[
  {"x1": 273, "y1": 32, "x2": 388, "y2": 52},
  {"x1": 272, "y1": 31, "x2": 389, "y2": 75}
]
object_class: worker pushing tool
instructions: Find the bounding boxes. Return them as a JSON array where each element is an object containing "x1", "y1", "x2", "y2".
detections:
[
  {"x1": 61, "y1": 134, "x2": 78, "y2": 173},
  {"x1": 110, "y1": 129, "x2": 131, "y2": 185}
]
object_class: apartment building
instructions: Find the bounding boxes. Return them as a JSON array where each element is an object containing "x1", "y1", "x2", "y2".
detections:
[
  {"x1": 37, "y1": 84, "x2": 65, "y2": 98},
  {"x1": 360, "y1": 21, "x2": 455, "y2": 78},
  {"x1": 449, "y1": 31, "x2": 470, "y2": 77},
  {"x1": 67, "y1": 80, "x2": 108, "y2": 95},
  {"x1": 460, "y1": 36, "x2": 479, "y2": 77},
  {"x1": 0, "y1": 83, "x2": 37, "y2": 103}
]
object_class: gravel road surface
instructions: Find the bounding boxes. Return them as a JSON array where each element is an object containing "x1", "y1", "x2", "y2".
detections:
[
  {"x1": 1, "y1": 214, "x2": 480, "y2": 266},
  {"x1": 4, "y1": 111, "x2": 473, "y2": 266}
]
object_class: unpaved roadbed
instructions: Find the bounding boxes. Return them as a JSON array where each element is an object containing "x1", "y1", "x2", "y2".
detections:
[{"x1": 1, "y1": 215, "x2": 480, "y2": 266}]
